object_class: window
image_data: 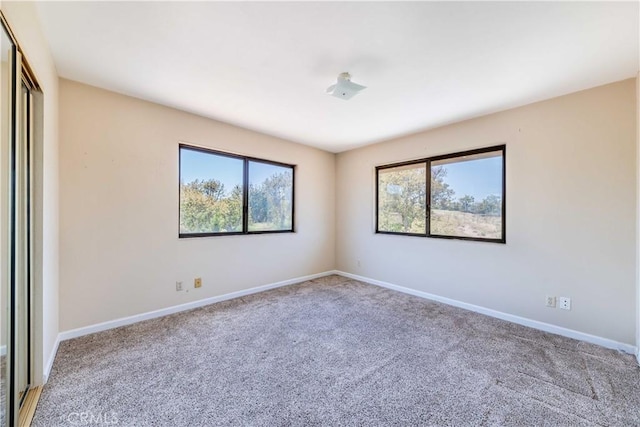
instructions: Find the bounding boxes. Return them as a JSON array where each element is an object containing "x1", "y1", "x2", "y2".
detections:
[
  {"x1": 179, "y1": 144, "x2": 294, "y2": 237},
  {"x1": 377, "y1": 163, "x2": 426, "y2": 235},
  {"x1": 248, "y1": 160, "x2": 294, "y2": 232},
  {"x1": 376, "y1": 145, "x2": 505, "y2": 243}
]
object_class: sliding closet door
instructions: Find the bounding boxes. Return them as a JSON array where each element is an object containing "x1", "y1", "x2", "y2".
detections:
[
  {"x1": 0, "y1": 17, "x2": 36, "y2": 426},
  {"x1": 6, "y1": 40, "x2": 20, "y2": 427},
  {"x1": 0, "y1": 15, "x2": 39, "y2": 426},
  {"x1": 15, "y1": 79, "x2": 31, "y2": 410},
  {"x1": 0, "y1": 23, "x2": 14, "y2": 427}
]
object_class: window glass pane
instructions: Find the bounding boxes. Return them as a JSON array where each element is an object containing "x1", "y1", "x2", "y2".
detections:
[
  {"x1": 377, "y1": 163, "x2": 426, "y2": 234},
  {"x1": 248, "y1": 161, "x2": 293, "y2": 232},
  {"x1": 430, "y1": 150, "x2": 503, "y2": 240},
  {"x1": 180, "y1": 148, "x2": 243, "y2": 234}
]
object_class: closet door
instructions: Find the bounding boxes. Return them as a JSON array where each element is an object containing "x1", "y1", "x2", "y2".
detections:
[
  {"x1": 0, "y1": 20, "x2": 16, "y2": 426},
  {"x1": 0, "y1": 23, "x2": 17, "y2": 426},
  {"x1": 14, "y1": 78, "x2": 31, "y2": 412},
  {"x1": 0, "y1": 18, "x2": 35, "y2": 426}
]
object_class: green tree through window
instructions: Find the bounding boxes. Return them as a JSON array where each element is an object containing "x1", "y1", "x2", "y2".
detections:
[
  {"x1": 179, "y1": 145, "x2": 294, "y2": 237},
  {"x1": 376, "y1": 145, "x2": 505, "y2": 243},
  {"x1": 248, "y1": 161, "x2": 293, "y2": 232},
  {"x1": 378, "y1": 163, "x2": 426, "y2": 234}
]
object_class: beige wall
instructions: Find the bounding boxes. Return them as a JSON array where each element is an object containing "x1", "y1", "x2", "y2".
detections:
[
  {"x1": 1, "y1": 0, "x2": 60, "y2": 383},
  {"x1": 58, "y1": 79, "x2": 335, "y2": 331},
  {"x1": 336, "y1": 78, "x2": 637, "y2": 345}
]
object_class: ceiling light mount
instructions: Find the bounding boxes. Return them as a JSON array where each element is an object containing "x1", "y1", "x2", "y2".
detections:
[{"x1": 326, "y1": 72, "x2": 366, "y2": 100}]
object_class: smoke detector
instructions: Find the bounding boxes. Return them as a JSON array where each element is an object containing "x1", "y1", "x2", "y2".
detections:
[{"x1": 326, "y1": 72, "x2": 366, "y2": 100}]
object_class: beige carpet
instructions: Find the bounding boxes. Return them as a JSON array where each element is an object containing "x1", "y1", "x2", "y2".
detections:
[{"x1": 33, "y1": 275, "x2": 640, "y2": 426}]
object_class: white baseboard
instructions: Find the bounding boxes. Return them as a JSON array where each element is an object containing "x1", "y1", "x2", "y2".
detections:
[
  {"x1": 58, "y1": 271, "x2": 335, "y2": 343},
  {"x1": 336, "y1": 270, "x2": 638, "y2": 355}
]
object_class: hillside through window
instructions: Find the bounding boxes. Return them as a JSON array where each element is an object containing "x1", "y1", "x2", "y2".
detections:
[{"x1": 376, "y1": 145, "x2": 505, "y2": 243}]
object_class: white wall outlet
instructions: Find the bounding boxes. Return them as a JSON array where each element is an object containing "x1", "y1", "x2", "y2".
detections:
[
  {"x1": 545, "y1": 295, "x2": 556, "y2": 308},
  {"x1": 176, "y1": 281, "x2": 183, "y2": 291},
  {"x1": 357, "y1": 259, "x2": 361, "y2": 267},
  {"x1": 559, "y1": 297, "x2": 571, "y2": 310}
]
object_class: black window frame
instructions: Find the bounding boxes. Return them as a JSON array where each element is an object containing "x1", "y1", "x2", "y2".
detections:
[
  {"x1": 376, "y1": 144, "x2": 506, "y2": 244},
  {"x1": 179, "y1": 144, "x2": 295, "y2": 238}
]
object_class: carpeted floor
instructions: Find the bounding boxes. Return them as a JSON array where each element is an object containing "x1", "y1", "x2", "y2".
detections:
[{"x1": 33, "y1": 275, "x2": 640, "y2": 426}]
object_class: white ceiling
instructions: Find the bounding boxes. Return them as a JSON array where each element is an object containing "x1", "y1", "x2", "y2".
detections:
[{"x1": 36, "y1": 1, "x2": 639, "y2": 153}]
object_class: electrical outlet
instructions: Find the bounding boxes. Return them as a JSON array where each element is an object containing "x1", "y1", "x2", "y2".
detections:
[
  {"x1": 559, "y1": 297, "x2": 571, "y2": 310},
  {"x1": 176, "y1": 281, "x2": 183, "y2": 292},
  {"x1": 545, "y1": 295, "x2": 556, "y2": 308},
  {"x1": 194, "y1": 277, "x2": 202, "y2": 288}
]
